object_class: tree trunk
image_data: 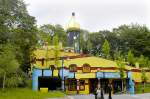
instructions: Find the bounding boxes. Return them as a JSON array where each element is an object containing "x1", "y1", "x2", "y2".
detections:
[
  {"x1": 143, "y1": 82, "x2": 145, "y2": 93},
  {"x1": 122, "y1": 79, "x2": 124, "y2": 93},
  {"x1": 2, "y1": 72, "x2": 6, "y2": 90}
]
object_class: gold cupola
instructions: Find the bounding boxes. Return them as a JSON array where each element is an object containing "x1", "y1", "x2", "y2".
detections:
[{"x1": 67, "y1": 12, "x2": 80, "y2": 31}]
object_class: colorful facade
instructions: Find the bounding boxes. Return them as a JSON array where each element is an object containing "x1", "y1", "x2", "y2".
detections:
[
  {"x1": 31, "y1": 13, "x2": 150, "y2": 94},
  {"x1": 31, "y1": 47, "x2": 150, "y2": 94}
]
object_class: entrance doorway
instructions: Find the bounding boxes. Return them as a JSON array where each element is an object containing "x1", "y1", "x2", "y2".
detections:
[
  {"x1": 113, "y1": 79, "x2": 122, "y2": 93},
  {"x1": 38, "y1": 76, "x2": 61, "y2": 91},
  {"x1": 89, "y1": 78, "x2": 98, "y2": 93},
  {"x1": 100, "y1": 79, "x2": 109, "y2": 93}
]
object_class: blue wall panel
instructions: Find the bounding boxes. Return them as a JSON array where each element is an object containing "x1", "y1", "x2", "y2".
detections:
[
  {"x1": 104, "y1": 72, "x2": 120, "y2": 78},
  {"x1": 67, "y1": 72, "x2": 75, "y2": 78},
  {"x1": 96, "y1": 72, "x2": 104, "y2": 78},
  {"x1": 32, "y1": 68, "x2": 42, "y2": 91},
  {"x1": 43, "y1": 70, "x2": 52, "y2": 76}
]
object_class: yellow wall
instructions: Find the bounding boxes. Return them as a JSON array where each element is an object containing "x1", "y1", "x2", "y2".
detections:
[
  {"x1": 132, "y1": 71, "x2": 150, "y2": 83},
  {"x1": 53, "y1": 70, "x2": 58, "y2": 77},
  {"x1": 79, "y1": 79, "x2": 89, "y2": 94},
  {"x1": 132, "y1": 72, "x2": 142, "y2": 82},
  {"x1": 75, "y1": 73, "x2": 95, "y2": 79},
  {"x1": 146, "y1": 72, "x2": 150, "y2": 83}
]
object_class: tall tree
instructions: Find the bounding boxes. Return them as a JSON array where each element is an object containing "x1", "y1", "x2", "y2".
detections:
[
  {"x1": 0, "y1": 44, "x2": 19, "y2": 89},
  {"x1": 141, "y1": 69, "x2": 148, "y2": 92},
  {"x1": 53, "y1": 35, "x2": 61, "y2": 67},
  {"x1": 127, "y1": 50, "x2": 135, "y2": 66},
  {"x1": 113, "y1": 24, "x2": 150, "y2": 58},
  {"x1": 0, "y1": 0, "x2": 38, "y2": 73},
  {"x1": 89, "y1": 32, "x2": 104, "y2": 55},
  {"x1": 102, "y1": 39, "x2": 110, "y2": 59},
  {"x1": 116, "y1": 55, "x2": 125, "y2": 93},
  {"x1": 39, "y1": 24, "x2": 67, "y2": 46}
]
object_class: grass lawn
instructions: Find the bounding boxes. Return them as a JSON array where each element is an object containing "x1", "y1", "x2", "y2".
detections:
[{"x1": 0, "y1": 88, "x2": 65, "y2": 99}]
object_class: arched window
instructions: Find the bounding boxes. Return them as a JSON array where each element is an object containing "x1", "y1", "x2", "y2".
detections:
[
  {"x1": 82, "y1": 63, "x2": 91, "y2": 73},
  {"x1": 69, "y1": 64, "x2": 77, "y2": 72}
]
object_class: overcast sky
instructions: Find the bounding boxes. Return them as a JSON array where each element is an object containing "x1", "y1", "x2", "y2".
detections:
[{"x1": 24, "y1": 0, "x2": 150, "y2": 32}]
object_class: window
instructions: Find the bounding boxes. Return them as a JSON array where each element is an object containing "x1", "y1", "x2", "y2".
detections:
[
  {"x1": 82, "y1": 63, "x2": 91, "y2": 73},
  {"x1": 68, "y1": 79, "x2": 77, "y2": 91},
  {"x1": 79, "y1": 80, "x2": 85, "y2": 91},
  {"x1": 69, "y1": 64, "x2": 77, "y2": 72}
]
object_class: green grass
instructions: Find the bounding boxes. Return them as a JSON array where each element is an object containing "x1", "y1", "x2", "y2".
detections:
[
  {"x1": 0, "y1": 88, "x2": 65, "y2": 99},
  {"x1": 135, "y1": 83, "x2": 150, "y2": 94}
]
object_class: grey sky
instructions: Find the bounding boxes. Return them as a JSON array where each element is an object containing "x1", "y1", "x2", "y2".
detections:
[{"x1": 24, "y1": 0, "x2": 150, "y2": 32}]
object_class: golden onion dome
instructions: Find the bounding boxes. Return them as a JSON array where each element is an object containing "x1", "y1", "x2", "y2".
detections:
[{"x1": 67, "y1": 12, "x2": 80, "y2": 31}]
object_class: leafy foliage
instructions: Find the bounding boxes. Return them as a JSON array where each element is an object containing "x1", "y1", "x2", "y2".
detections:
[
  {"x1": 102, "y1": 39, "x2": 110, "y2": 59},
  {"x1": 53, "y1": 35, "x2": 61, "y2": 67},
  {"x1": 127, "y1": 50, "x2": 135, "y2": 66}
]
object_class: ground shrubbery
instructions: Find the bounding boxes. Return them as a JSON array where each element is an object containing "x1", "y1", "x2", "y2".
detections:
[
  {"x1": 135, "y1": 83, "x2": 150, "y2": 94},
  {"x1": 0, "y1": 88, "x2": 65, "y2": 99}
]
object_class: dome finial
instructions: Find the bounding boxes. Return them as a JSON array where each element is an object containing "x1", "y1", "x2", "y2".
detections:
[{"x1": 72, "y1": 12, "x2": 75, "y2": 16}]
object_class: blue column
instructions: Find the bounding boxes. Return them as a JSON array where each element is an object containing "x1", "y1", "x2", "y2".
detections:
[
  {"x1": 128, "y1": 71, "x2": 135, "y2": 94},
  {"x1": 32, "y1": 68, "x2": 42, "y2": 91}
]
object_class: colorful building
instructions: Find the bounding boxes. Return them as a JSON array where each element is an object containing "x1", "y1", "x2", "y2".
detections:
[
  {"x1": 31, "y1": 46, "x2": 150, "y2": 94},
  {"x1": 32, "y1": 13, "x2": 150, "y2": 94}
]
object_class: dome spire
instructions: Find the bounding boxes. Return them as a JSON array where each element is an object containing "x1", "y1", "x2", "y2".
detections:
[{"x1": 67, "y1": 12, "x2": 80, "y2": 31}]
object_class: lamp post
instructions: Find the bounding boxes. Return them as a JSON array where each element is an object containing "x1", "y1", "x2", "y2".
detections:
[{"x1": 61, "y1": 58, "x2": 65, "y2": 91}]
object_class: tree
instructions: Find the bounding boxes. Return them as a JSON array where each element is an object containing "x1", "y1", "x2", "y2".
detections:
[
  {"x1": 53, "y1": 35, "x2": 61, "y2": 67},
  {"x1": 51, "y1": 35, "x2": 61, "y2": 77},
  {"x1": 39, "y1": 24, "x2": 67, "y2": 46},
  {"x1": 138, "y1": 55, "x2": 149, "y2": 68},
  {"x1": 0, "y1": 44, "x2": 19, "y2": 89},
  {"x1": 0, "y1": 0, "x2": 38, "y2": 73},
  {"x1": 141, "y1": 69, "x2": 148, "y2": 92},
  {"x1": 113, "y1": 24, "x2": 150, "y2": 58},
  {"x1": 89, "y1": 32, "x2": 104, "y2": 55},
  {"x1": 137, "y1": 55, "x2": 149, "y2": 92},
  {"x1": 127, "y1": 50, "x2": 135, "y2": 66},
  {"x1": 102, "y1": 39, "x2": 110, "y2": 59},
  {"x1": 80, "y1": 29, "x2": 92, "y2": 54},
  {"x1": 116, "y1": 54, "x2": 125, "y2": 92}
]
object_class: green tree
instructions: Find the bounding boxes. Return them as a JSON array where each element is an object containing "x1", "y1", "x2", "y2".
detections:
[
  {"x1": 80, "y1": 29, "x2": 92, "y2": 54},
  {"x1": 141, "y1": 69, "x2": 148, "y2": 92},
  {"x1": 113, "y1": 24, "x2": 150, "y2": 58},
  {"x1": 127, "y1": 50, "x2": 135, "y2": 66},
  {"x1": 39, "y1": 24, "x2": 67, "y2": 46},
  {"x1": 89, "y1": 32, "x2": 104, "y2": 55},
  {"x1": 0, "y1": 0, "x2": 38, "y2": 73},
  {"x1": 102, "y1": 39, "x2": 110, "y2": 59},
  {"x1": 116, "y1": 54, "x2": 125, "y2": 92},
  {"x1": 137, "y1": 55, "x2": 149, "y2": 92},
  {"x1": 0, "y1": 44, "x2": 19, "y2": 89},
  {"x1": 53, "y1": 35, "x2": 61, "y2": 67},
  {"x1": 50, "y1": 35, "x2": 61, "y2": 77},
  {"x1": 138, "y1": 55, "x2": 149, "y2": 68}
]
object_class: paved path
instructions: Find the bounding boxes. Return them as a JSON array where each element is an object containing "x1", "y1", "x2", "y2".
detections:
[
  {"x1": 72, "y1": 93, "x2": 150, "y2": 99},
  {"x1": 48, "y1": 93, "x2": 150, "y2": 99}
]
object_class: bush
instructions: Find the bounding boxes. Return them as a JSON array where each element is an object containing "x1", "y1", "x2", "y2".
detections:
[
  {"x1": 3, "y1": 69, "x2": 29, "y2": 88},
  {"x1": 26, "y1": 79, "x2": 32, "y2": 88},
  {"x1": 135, "y1": 83, "x2": 150, "y2": 93}
]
